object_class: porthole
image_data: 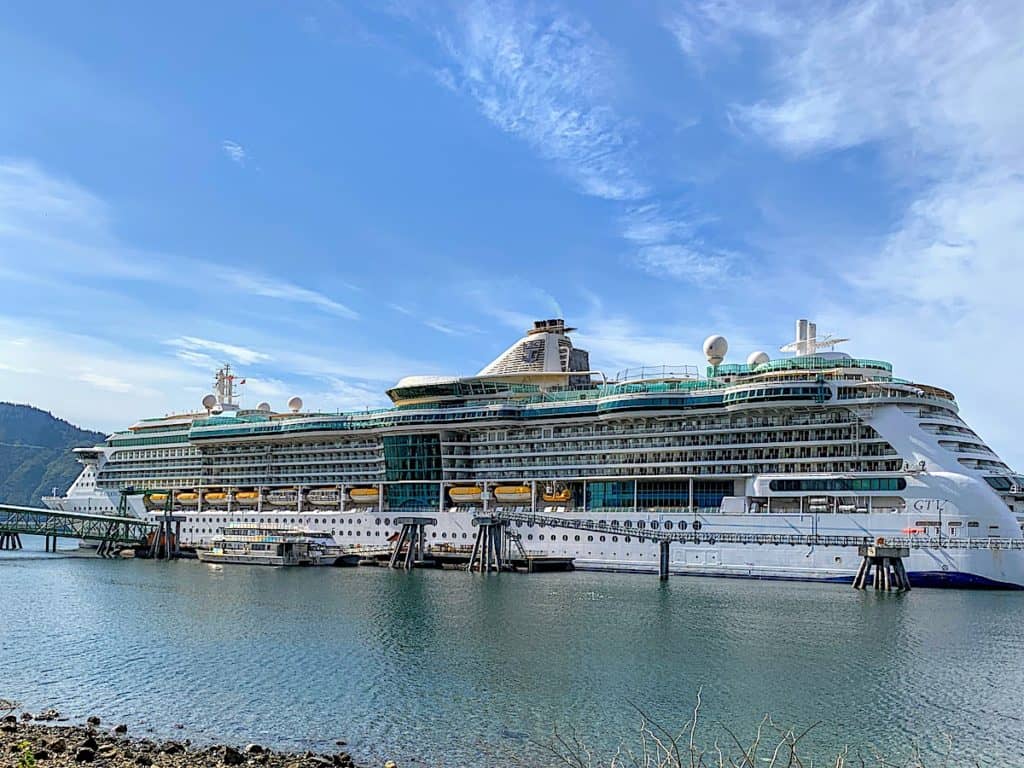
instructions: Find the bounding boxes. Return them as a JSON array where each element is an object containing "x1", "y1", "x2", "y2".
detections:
[
  {"x1": 574, "y1": 535, "x2": 580, "y2": 541},
  {"x1": 678, "y1": 521, "x2": 687, "y2": 531},
  {"x1": 528, "y1": 534, "x2": 534, "y2": 541},
  {"x1": 649, "y1": 521, "x2": 659, "y2": 530},
  {"x1": 692, "y1": 520, "x2": 702, "y2": 531},
  {"x1": 587, "y1": 535, "x2": 593, "y2": 542},
  {"x1": 664, "y1": 521, "x2": 673, "y2": 531},
  {"x1": 612, "y1": 536, "x2": 619, "y2": 542}
]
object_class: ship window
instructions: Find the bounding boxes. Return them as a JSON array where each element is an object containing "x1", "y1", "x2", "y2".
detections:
[
  {"x1": 587, "y1": 535, "x2": 593, "y2": 542},
  {"x1": 984, "y1": 476, "x2": 1013, "y2": 491},
  {"x1": 599, "y1": 536, "x2": 606, "y2": 542},
  {"x1": 527, "y1": 534, "x2": 534, "y2": 540},
  {"x1": 967, "y1": 521, "x2": 980, "y2": 527}
]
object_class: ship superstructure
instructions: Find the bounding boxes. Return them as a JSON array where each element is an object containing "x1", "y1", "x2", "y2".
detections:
[{"x1": 46, "y1": 319, "x2": 1024, "y2": 587}]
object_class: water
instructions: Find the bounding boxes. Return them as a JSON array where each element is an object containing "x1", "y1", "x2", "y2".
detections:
[{"x1": 3, "y1": 537, "x2": 1023, "y2": 766}]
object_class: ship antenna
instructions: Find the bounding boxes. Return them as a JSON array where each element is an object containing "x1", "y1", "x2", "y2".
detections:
[{"x1": 780, "y1": 319, "x2": 850, "y2": 355}]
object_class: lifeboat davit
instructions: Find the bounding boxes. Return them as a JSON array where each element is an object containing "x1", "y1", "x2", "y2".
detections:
[
  {"x1": 235, "y1": 491, "x2": 260, "y2": 506},
  {"x1": 308, "y1": 488, "x2": 341, "y2": 506},
  {"x1": 542, "y1": 485, "x2": 572, "y2": 504},
  {"x1": 175, "y1": 491, "x2": 199, "y2": 505},
  {"x1": 493, "y1": 485, "x2": 532, "y2": 503},
  {"x1": 267, "y1": 489, "x2": 299, "y2": 507},
  {"x1": 449, "y1": 486, "x2": 483, "y2": 504},
  {"x1": 349, "y1": 488, "x2": 380, "y2": 505},
  {"x1": 204, "y1": 492, "x2": 229, "y2": 506}
]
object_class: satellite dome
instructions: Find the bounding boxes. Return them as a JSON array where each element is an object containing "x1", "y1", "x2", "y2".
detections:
[
  {"x1": 703, "y1": 335, "x2": 728, "y2": 367},
  {"x1": 287, "y1": 396, "x2": 303, "y2": 413},
  {"x1": 256, "y1": 402, "x2": 271, "y2": 412},
  {"x1": 202, "y1": 393, "x2": 217, "y2": 411},
  {"x1": 747, "y1": 350, "x2": 770, "y2": 367}
]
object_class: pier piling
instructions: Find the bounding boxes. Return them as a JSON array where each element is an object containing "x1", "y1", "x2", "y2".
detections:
[
  {"x1": 388, "y1": 517, "x2": 436, "y2": 570},
  {"x1": 659, "y1": 540, "x2": 670, "y2": 581},
  {"x1": 853, "y1": 544, "x2": 911, "y2": 591}
]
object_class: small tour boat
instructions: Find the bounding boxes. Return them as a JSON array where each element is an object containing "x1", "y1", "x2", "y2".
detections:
[{"x1": 197, "y1": 525, "x2": 342, "y2": 567}]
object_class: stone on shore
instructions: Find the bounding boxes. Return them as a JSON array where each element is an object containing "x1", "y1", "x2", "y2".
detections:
[
  {"x1": 75, "y1": 745, "x2": 96, "y2": 762},
  {"x1": 223, "y1": 744, "x2": 245, "y2": 765},
  {"x1": 114, "y1": 723, "x2": 128, "y2": 734},
  {"x1": 86, "y1": 716, "x2": 101, "y2": 727}
]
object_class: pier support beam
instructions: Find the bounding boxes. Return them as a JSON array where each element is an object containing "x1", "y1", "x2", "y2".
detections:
[
  {"x1": 0, "y1": 533, "x2": 22, "y2": 550},
  {"x1": 853, "y1": 544, "x2": 911, "y2": 591},
  {"x1": 388, "y1": 516, "x2": 436, "y2": 570},
  {"x1": 659, "y1": 540, "x2": 670, "y2": 581},
  {"x1": 468, "y1": 516, "x2": 508, "y2": 573}
]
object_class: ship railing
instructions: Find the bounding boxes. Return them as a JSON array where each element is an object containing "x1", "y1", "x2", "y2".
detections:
[{"x1": 489, "y1": 510, "x2": 1024, "y2": 551}]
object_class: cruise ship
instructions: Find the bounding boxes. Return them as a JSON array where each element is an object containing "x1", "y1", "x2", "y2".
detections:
[{"x1": 45, "y1": 319, "x2": 1024, "y2": 587}]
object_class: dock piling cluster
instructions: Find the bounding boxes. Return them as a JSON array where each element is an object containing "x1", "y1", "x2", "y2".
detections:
[{"x1": 853, "y1": 544, "x2": 912, "y2": 591}]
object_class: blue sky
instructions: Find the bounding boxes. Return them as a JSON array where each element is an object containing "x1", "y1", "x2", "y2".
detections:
[{"x1": 1, "y1": 1, "x2": 1022, "y2": 465}]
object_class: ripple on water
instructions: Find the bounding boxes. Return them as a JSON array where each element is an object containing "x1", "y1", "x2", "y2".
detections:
[{"x1": 2, "y1": 554, "x2": 1023, "y2": 766}]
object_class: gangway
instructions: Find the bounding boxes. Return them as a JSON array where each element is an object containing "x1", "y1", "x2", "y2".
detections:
[{"x1": 0, "y1": 503, "x2": 155, "y2": 556}]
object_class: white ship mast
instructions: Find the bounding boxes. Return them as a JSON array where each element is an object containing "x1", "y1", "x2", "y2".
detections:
[{"x1": 203, "y1": 364, "x2": 241, "y2": 413}]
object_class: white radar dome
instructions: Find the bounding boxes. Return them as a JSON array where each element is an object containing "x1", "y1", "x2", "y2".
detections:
[
  {"x1": 703, "y1": 335, "x2": 728, "y2": 367},
  {"x1": 201, "y1": 393, "x2": 217, "y2": 411},
  {"x1": 256, "y1": 402, "x2": 271, "y2": 412},
  {"x1": 747, "y1": 350, "x2": 770, "y2": 367},
  {"x1": 287, "y1": 396, "x2": 303, "y2": 413}
]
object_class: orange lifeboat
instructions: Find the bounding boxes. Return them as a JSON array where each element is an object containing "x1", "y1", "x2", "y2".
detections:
[
  {"x1": 493, "y1": 485, "x2": 532, "y2": 503},
  {"x1": 542, "y1": 484, "x2": 572, "y2": 504},
  {"x1": 449, "y1": 486, "x2": 483, "y2": 504},
  {"x1": 349, "y1": 488, "x2": 380, "y2": 505}
]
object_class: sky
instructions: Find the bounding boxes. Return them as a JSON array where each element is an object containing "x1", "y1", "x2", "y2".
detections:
[{"x1": 0, "y1": 1, "x2": 1022, "y2": 465}]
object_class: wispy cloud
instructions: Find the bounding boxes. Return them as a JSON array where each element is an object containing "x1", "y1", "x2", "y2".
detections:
[
  {"x1": 663, "y1": 0, "x2": 1024, "y2": 463},
  {"x1": 77, "y1": 371, "x2": 134, "y2": 394},
  {"x1": 436, "y1": 0, "x2": 647, "y2": 201},
  {"x1": 221, "y1": 140, "x2": 247, "y2": 166},
  {"x1": 166, "y1": 336, "x2": 271, "y2": 366},
  {"x1": 216, "y1": 268, "x2": 360, "y2": 319}
]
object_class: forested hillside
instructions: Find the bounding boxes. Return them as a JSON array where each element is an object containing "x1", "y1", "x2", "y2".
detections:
[{"x1": 0, "y1": 403, "x2": 106, "y2": 506}]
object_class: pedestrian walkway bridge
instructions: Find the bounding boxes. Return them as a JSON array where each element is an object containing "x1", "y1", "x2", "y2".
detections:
[{"x1": 0, "y1": 503, "x2": 155, "y2": 551}]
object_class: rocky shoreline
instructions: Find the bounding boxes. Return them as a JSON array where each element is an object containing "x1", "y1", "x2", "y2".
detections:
[{"x1": 1, "y1": 705, "x2": 375, "y2": 768}]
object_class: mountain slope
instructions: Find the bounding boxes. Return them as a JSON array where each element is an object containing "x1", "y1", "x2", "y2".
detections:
[{"x1": 0, "y1": 403, "x2": 106, "y2": 506}]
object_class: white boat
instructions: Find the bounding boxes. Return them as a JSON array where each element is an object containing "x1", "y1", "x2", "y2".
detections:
[
  {"x1": 44, "y1": 323, "x2": 1024, "y2": 588},
  {"x1": 197, "y1": 525, "x2": 340, "y2": 566}
]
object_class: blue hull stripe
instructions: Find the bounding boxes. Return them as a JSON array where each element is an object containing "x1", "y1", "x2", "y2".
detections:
[{"x1": 574, "y1": 565, "x2": 1024, "y2": 590}]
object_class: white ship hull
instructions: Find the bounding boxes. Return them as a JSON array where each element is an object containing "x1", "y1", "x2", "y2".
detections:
[{"x1": 133, "y1": 505, "x2": 1021, "y2": 588}]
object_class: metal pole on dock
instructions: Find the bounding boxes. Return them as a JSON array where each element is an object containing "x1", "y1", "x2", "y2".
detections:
[{"x1": 659, "y1": 540, "x2": 670, "y2": 581}]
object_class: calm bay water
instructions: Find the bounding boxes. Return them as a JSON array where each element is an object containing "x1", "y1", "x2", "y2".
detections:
[{"x1": 3, "y1": 537, "x2": 1023, "y2": 766}]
